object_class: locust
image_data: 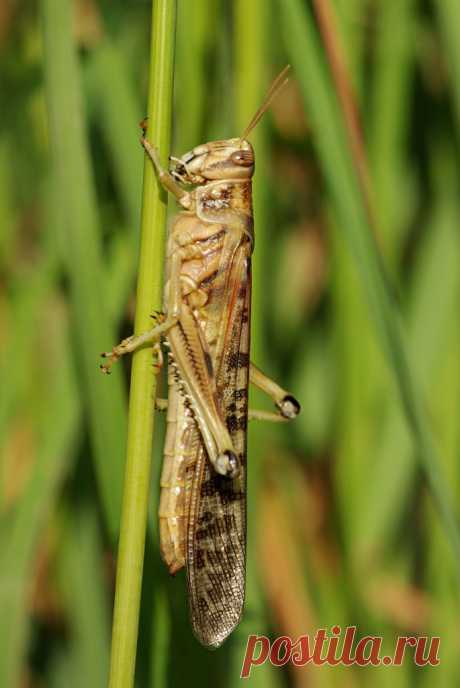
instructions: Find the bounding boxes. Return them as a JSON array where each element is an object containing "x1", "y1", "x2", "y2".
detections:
[{"x1": 100, "y1": 66, "x2": 300, "y2": 648}]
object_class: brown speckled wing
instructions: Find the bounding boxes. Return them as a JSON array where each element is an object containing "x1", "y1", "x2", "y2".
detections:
[{"x1": 186, "y1": 240, "x2": 251, "y2": 647}]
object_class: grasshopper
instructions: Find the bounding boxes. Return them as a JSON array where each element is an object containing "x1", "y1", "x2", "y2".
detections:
[{"x1": 101, "y1": 66, "x2": 300, "y2": 647}]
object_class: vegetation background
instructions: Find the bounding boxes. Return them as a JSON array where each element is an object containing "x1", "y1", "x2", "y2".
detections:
[{"x1": 1, "y1": 0, "x2": 459, "y2": 686}]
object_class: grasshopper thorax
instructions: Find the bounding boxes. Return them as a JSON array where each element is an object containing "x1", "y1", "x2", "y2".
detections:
[{"x1": 170, "y1": 138, "x2": 254, "y2": 185}]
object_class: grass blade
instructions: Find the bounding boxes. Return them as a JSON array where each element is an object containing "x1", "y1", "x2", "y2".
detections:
[
  {"x1": 436, "y1": 0, "x2": 460, "y2": 135},
  {"x1": 107, "y1": 2, "x2": 176, "y2": 686},
  {"x1": 280, "y1": 0, "x2": 460, "y2": 570},
  {"x1": 232, "y1": 3, "x2": 282, "y2": 687},
  {"x1": 41, "y1": 0, "x2": 127, "y2": 537},
  {"x1": 59, "y1": 504, "x2": 110, "y2": 687},
  {"x1": 0, "y1": 303, "x2": 79, "y2": 688},
  {"x1": 356, "y1": 151, "x2": 460, "y2": 561}
]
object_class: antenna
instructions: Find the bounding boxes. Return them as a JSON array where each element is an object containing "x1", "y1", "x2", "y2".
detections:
[{"x1": 241, "y1": 65, "x2": 291, "y2": 141}]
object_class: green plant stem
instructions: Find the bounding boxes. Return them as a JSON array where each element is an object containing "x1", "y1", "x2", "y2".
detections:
[{"x1": 108, "y1": 2, "x2": 176, "y2": 687}]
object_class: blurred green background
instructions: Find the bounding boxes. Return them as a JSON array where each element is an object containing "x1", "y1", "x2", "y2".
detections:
[{"x1": 1, "y1": 0, "x2": 460, "y2": 686}]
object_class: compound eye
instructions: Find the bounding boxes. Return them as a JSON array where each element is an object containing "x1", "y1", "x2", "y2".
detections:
[
  {"x1": 170, "y1": 162, "x2": 186, "y2": 181},
  {"x1": 230, "y1": 150, "x2": 254, "y2": 166}
]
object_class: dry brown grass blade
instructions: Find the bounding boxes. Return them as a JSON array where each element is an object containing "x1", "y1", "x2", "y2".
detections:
[
  {"x1": 312, "y1": 0, "x2": 373, "y2": 224},
  {"x1": 259, "y1": 472, "x2": 319, "y2": 688}
]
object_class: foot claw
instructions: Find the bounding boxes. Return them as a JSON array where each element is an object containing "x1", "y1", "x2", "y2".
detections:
[
  {"x1": 100, "y1": 350, "x2": 119, "y2": 374},
  {"x1": 278, "y1": 395, "x2": 301, "y2": 419}
]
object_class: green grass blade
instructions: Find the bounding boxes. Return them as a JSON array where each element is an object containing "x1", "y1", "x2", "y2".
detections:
[
  {"x1": 0, "y1": 137, "x2": 15, "y2": 272},
  {"x1": 85, "y1": 39, "x2": 145, "y2": 320},
  {"x1": 107, "y1": 2, "x2": 176, "y2": 686},
  {"x1": 58, "y1": 504, "x2": 110, "y2": 687},
  {"x1": 0, "y1": 252, "x2": 58, "y2": 506},
  {"x1": 423, "y1": 326, "x2": 460, "y2": 687},
  {"x1": 41, "y1": 0, "x2": 127, "y2": 538},
  {"x1": 356, "y1": 151, "x2": 460, "y2": 561},
  {"x1": 280, "y1": 0, "x2": 460, "y2": 570},
  {"x1": 0, "y1": 305, "x2": 79, "y2": 688},
  {"x1": 369, "y1": 0, "x2": 416, "y2": 264},
  {"x1": 436, "y1": 0, "x2": 460, "y2": 135},
  {"x1": 331, "y1": 225, "x2": 383, "y2": 553},
  {"x1": 49, "y1": 652, "x2": 79, "y2": 688},
  {"x1": 232, "y1": 3, "x2": 282, "y2": 688},
  {"x1": 86, "y1": 39, "x2": 143, "y2": 233},
  {"x1": 148, "y1": 584, "x2": 170, "y2": 688},
  {"x1": 174, "y1": 0, "x2": 214, "y2": 152}
]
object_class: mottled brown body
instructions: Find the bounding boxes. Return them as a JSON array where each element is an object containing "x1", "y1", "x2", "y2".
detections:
[
  {"x1": 100, "y1": 66, "x2": 299, "y2": 649},
  {"x1": 158, "y1": 173, "x2": 253, "y2": 646}
]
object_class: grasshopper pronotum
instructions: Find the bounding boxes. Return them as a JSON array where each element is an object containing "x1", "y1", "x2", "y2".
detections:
[{"x1": 101, "y1": 66, "x2": 300, "y2": 647}]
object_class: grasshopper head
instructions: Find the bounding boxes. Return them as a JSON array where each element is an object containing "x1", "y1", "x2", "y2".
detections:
[
  {"x1": 170, "y1": 138, "x2": 254, "y2": 184},
  {"x1": 169, "y1": 66, "x2": 290, "y2": 187}
]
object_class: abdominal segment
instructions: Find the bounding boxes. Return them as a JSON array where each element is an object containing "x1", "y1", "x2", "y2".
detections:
[{"x1": 158, "y1": 378, "x2": 199, "y2": 574}]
